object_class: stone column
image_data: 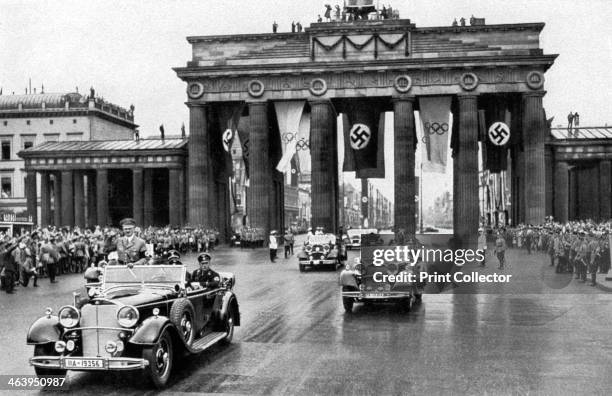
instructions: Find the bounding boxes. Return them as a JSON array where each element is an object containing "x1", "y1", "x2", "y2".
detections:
[
  {"x1": 309, "y1": 100, "x2": 336, "y2": 233},
  {"x1": 392, "y1": 96, "x2": 416, "y2": 235},
  {"x1": 599, "y1": 160, "x2": 612, "y2": 220},
  {"x1": 25, "y1": 171, "x2": 38, "y2": 225},
  {"x1": 60, "y1": 170, "x2": 74, "y2": 226},
  {"x1": 143, "y1": 169, "x2": 154, "y2": 226},
  {"x1": 168, "y1": 168, "x2": 181, "y2": 227},
  {"x1": 132, "y1": 168, "x2": 144, "y2": 226},
  {"x1": 96, "y1": 169, "x2": 109, "y2": 226},
  {"x1": 40, "y1": 172, "x2": 51, "y2": 227},
  {"x1": 522, "y1": 91, "x2": 547, "y2": 225},
  {"x1": 554, "y1": 161, "x2": 569, "y2": 223},
  {"x1": 178, "y1": 168, "x2": 186, "y2": 226},
  {"x1": 453, "y1": 95, "x2": 479, "y2": 247},
  {"x1": 247, "y1": 102, "x2": 272, "y2": 233},
  {"x1": 74, "y1": 171, "x2": 85, "y2": 228},
  {"x1": 544, "y1": 146, "x2": 554, "y2": 217},
  {"x1": 188, "y1": 103, "x2": 213, "y2": 227},
  {"x1": 53, "y1": 173, "x2": 61, "y2": 227},
  {"x1": 86, "y1": 173, "x2": 97, "y2": 228}
]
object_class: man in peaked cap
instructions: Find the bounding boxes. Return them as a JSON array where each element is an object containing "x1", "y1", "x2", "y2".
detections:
[
  {"x1": 191, "y1": 253, "x2": 220, "y2": 289},
  {"x1": 116, "y1": 218, "x2": 147, "y2": 265}
]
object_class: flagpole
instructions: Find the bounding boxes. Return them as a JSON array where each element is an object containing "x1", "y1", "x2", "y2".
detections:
[{"x1": 419, "y1": 162, "x2": 423, "y2": 234}]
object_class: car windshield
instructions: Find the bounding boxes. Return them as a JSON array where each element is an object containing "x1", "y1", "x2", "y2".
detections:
[
  {"x1": 347, "y1": 229, "x2": 377, "y2": 237},
  {"x1": 103, "y1": 265, "x2": 185, "y2": 287},
  {"x1": 308, "y1": 235, "x2": 336, "y2": 245}
]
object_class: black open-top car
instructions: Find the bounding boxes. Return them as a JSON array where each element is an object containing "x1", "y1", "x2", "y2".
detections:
[
  {"x1": 297, "y1": 234, "x2": 343, "y2": 272},
  {"x1": 27, "y1": 264, "x2": 240, "y2": 388}
]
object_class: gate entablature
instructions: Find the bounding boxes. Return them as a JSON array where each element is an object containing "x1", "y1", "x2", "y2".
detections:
[{"x1": 176, "y1": 21, "x2": 556, "y2": 102}]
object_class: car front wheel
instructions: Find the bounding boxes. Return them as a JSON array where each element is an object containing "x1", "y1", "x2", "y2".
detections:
[
  {"x1": 219, "y1": 309, "x2": 235, "y2": 345},
  {"x1": 33, "y1": 345, "x2": 67, "y2": 379},
  {"x1": 143, "y1": 331, "x2": 173, "y2": 389}
]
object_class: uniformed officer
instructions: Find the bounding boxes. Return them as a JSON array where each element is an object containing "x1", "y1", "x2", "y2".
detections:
[
  {"x1": 575, "y1": 232, "x2": 589, "y2": 282},
  {"x1": 167, "y1": 250, "x2": 182, "y2": 265},
  {"x1": 116, "y1": 218, "x2": 147, "y2": 265},
  {"x1": 191, "y1": 253, "x2": 220, "y2": 288}
]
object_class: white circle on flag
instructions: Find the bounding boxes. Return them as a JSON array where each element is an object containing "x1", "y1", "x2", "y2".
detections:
[
  {"x1": 361, "y1": 196, "x2": 368, "y2": 203},
  {"x1": 291, "y1": 168, "x2": 296, "y2": 174},
  {"x1": 222, "y1": 129, "x2": 234, "y2": 152},
  {"x1": 488, "y1": 122, "x2": 510, "y2": 146},
  {"x1": 349, "y1": 124, "x2": 371, "y2": 150}
]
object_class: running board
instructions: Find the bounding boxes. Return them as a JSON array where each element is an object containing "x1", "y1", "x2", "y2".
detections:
[{"x1": 190, "y1": 332, "x2": 227, "y2": 352}]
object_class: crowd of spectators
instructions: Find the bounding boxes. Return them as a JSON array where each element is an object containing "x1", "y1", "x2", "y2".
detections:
[
  {"x1": 493, "y1": 220, "x2": 611, "y2": 285},
  {"x1": 0, "y1": 225, "x2": 221, "y2": 294}
]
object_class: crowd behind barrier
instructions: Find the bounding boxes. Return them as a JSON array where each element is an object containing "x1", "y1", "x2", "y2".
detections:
[{"x1": 0, "y1": 225, "x2": 223, "y2": 293}]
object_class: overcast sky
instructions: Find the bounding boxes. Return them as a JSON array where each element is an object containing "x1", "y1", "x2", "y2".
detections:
[{"x1": 1, "y1": 0, "x2": 610, "y2": 212}]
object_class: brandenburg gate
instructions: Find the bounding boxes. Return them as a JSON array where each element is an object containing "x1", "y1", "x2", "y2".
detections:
[{"x1": 175, "y1": 18, "x2": 557, "y2": 245}]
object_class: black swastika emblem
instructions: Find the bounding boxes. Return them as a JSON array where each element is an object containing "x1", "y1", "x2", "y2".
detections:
[
  {"x1": 222, "y1": 129, "x2": 234, "y2": 152},
  {"x1": 349, "y1": 124, "x2": 371, "y2": 150},
  {"x1": 488, "y1": 122, "x2": 510, "y2": 146}
]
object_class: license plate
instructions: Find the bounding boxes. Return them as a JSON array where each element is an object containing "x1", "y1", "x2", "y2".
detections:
[
  {"x1": 364, "y1": 293, "x2": 388, "y2": 297},
  {"x1": 311, "y1": 260, "x2": 320, "y2": 264},
  {"x1": 65, "y1": 358, "x2": 104, "y2": 369}
]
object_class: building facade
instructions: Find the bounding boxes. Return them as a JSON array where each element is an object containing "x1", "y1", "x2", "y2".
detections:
[{"x1": 0, "y1": 91, "x2": 136, "y2": 220}]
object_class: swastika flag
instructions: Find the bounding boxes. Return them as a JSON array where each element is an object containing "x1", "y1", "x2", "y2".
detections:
[{"x1": 341, "y1": 99, "x2": 385, "y2": 179}]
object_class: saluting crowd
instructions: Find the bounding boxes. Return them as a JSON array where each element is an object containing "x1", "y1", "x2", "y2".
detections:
[
  {"x1": 492, "y1": 219, "x2": 611, "y2": 286},
  {"x1": 0, "y1": 225, "x2": 221, "y2": 294}
]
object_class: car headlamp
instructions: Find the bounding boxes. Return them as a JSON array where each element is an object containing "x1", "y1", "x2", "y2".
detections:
[
  {"x1": 305, "y1": 245, "x2": 312, "y2": 253},
  {"x1": 116, "y1": 305, "x2": 139, "y2": 328},
  {"x1": 58, "y1": 306, "x2": 80, "y2": 328}
]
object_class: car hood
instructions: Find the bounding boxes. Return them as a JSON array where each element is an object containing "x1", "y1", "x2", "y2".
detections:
[{"x1": 101, "y1": 287, "x2": 175, "y2": 306}]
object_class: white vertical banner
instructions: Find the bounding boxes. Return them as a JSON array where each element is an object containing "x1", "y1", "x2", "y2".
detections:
[
  {"x1": 274, "y1": 101, "x2": 305, "y2": 177},
  {"x1": 418, "y1": 96, "x2": 452, "y2": 173}
]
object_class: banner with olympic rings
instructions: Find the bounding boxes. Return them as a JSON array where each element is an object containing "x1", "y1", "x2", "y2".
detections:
[{"x1": 418, "y1": 96, "x2": 452, "y2": 173}]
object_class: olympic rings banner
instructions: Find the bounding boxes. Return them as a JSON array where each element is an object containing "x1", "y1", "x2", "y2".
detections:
[
  {"x1": 274, "y1": 101, "x2": 305, "y2": 181},
  {"x1": 418, "y1": 96, "x2": 451, "y2": 173}
]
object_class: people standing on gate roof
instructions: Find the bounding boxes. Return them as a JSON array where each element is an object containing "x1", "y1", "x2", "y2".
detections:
[
  {"x1": 567, "y1": 112, "x2": 574, "y2": 132},
  {"x1": 272, "y1": 21, "x2": 278, "y2": 33},
  {"x1": 269, "y1": 231, "x2": 278, "y2": 262},
  {"x1": 460, "y1": 17, "x2": 466, "y2": 26},
  {"x1": 573, "y1": 112, "x2": 580, "y2": 127},
  {"x1": 324, "y1": 4, "x2": 332, "y2": 22},
  {"x1": 116, "y1": 218, "x2": 147, "y2": 265},
  {"x1": 494, "y1": 231, "x2": 507, "y2": 270},
  {"x1": 291, "y1": 21, "x2": 296, "y2": 32},
  {"x1": 297, "y1": 22, "x2": 303, "y2": 32}
]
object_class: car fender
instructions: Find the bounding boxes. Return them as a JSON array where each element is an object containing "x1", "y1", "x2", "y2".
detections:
[
  {"x1": 26, "y1": 316, "x2": 61, "y2": 345},
  {"x1": 297, "y1": 251, "x2": 308, "y2": 259},
  {"x1": 129, "y1": 315, "x2": 173, "y2": 345},
  {"x1": 214, "y1": 291, "x2": 241, "y2": 326},
  {"x1": 339, "y1": 270, "x2": 359, "y2": 288}
]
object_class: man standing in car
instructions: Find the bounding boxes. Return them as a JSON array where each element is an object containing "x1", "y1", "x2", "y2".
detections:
[{"x1": 116, "y1": 218, "x2": 147, "y2": 265}]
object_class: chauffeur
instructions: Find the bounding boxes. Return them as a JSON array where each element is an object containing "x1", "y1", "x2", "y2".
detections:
[
  {"x1": 116, "y1": 218, "x2": 147, "y2": 265},
  {"x1": 191, "y1": 253, "x2": 220, "y2": 288}
]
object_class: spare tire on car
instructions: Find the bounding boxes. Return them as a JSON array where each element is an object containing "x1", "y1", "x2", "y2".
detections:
[{"x1": 169, "y1": 298, "x2": 195, "y2": 347}]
